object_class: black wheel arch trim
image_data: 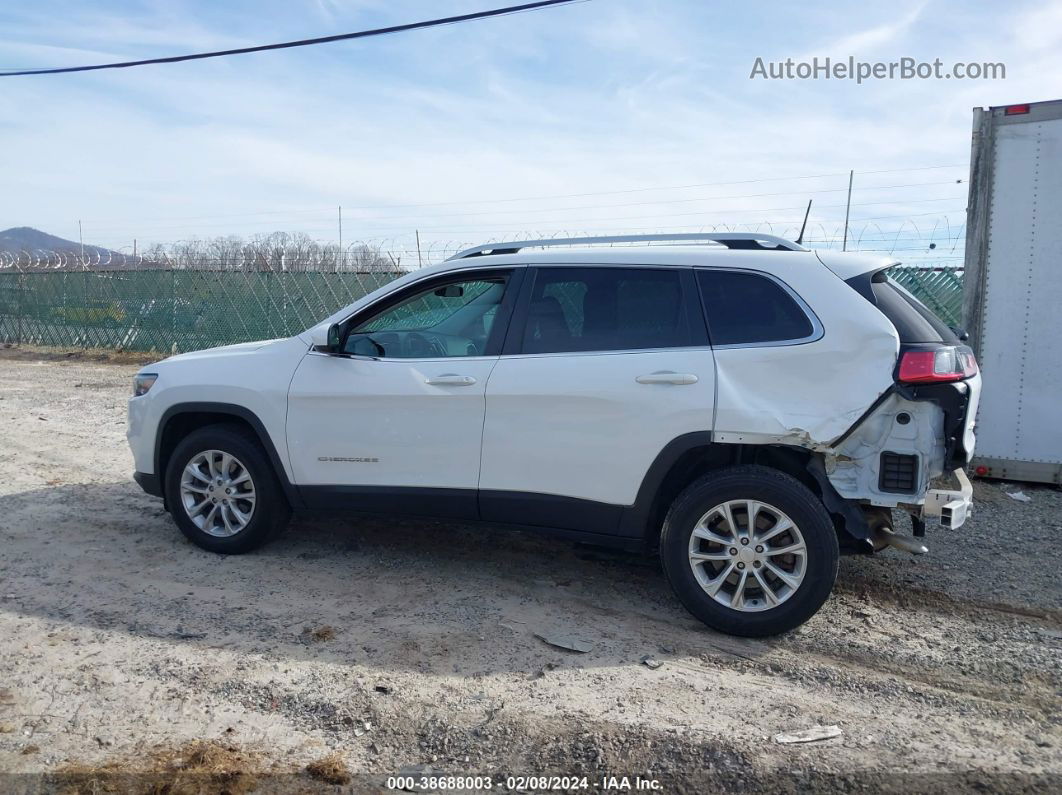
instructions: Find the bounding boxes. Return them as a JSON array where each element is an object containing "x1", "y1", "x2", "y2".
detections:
[
  {"x1": 155, "y1": 402, "x2": 303, "y2": 508},
  {"x1": 806, "y1": 456, "x2": 873, "y2": 545},
  {"x1": 623, "y1": 432, "x2": 876, "y2": 549},
  {"x1": 133, "y1": 471, "x2": 164, "y2": 498},
  {"x1": 619, "y1": 430, "x2": 714, "y2": 540}
]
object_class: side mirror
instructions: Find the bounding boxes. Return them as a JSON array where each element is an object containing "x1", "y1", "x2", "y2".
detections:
[
  {"x1": 311, "y1": 323, "x2": 342, "y2": 352},
  {"x1": 951, "y1": 326, "x2": 970, "y2": 342}
]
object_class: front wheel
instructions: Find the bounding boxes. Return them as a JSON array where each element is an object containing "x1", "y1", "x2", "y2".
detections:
[
  {"x1": 660, "y1": 465, "x2": 839, "y2": 637},
  {"x1": 164, "y1": 424, "x2": 290, "y2": 554}
]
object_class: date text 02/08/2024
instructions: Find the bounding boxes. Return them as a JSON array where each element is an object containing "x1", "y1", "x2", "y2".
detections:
[{"x1": 384, "y1": 774, "x2": 663, "y2": 791}]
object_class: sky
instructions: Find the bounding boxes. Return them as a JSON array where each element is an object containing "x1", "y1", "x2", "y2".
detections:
[{"x1": 1, "y1": 0, "x2": 1060, "y2": 264}]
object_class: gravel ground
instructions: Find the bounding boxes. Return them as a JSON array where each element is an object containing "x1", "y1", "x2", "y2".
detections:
[{"x1": 0, "y1": 348, "x2": 1059, "y2": 793}]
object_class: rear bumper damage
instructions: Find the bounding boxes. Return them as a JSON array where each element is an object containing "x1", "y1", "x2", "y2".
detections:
[
  {"x1": 921, "y1": 467, "x2": 973, "y2": 530},
  {"x1": 806, "y1": 377, "x2": 978, "y2": 552},
  {"x1": 866, "y1": 468, "x2": 972, "y2": 555}
]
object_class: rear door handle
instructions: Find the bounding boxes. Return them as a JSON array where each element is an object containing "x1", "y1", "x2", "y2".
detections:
[
  {"x1": 635, "y1": 371, "x2": 699, "y2": 385},
  {"x1": 425, "y1": 374, "x2": 477, "y2": 386}
]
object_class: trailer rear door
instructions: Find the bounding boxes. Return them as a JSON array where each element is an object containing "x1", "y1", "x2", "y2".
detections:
[{"x1": 964, "y1": 99, "x2": 1062, "y2": 483}]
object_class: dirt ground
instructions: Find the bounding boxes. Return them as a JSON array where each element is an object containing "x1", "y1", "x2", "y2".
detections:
[{"x1": 0, "y1": 348, "x2": 1059, "y2": 793}]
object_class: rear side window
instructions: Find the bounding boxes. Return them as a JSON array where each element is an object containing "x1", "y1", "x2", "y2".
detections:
[
  {"x1": 696, "y1": 270, "x2": 815, "y2": 345},
  {"x1": 521, "y1": 267, "x2": 691, "y2": 354},
  {"x1": 869, "y1": 273, "x2": 957, "y2": 343}
]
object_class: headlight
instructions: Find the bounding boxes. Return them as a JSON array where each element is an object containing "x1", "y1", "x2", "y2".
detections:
[{"x1": 133, "y1": 373, "x2": 158, "y2": 397}]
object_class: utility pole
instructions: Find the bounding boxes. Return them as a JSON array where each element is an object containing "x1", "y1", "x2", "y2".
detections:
[
  {"x1": 842, "y1": 170, "x2": 854, "y2": 252},
  {"x1": 416, "y1": 229, "x2": 423, "y2": 268},
  {"x1": 78, "y1": 220, "x2": 84, "y2": 260},
  {"x1": 133, "y1": 238, "x2": 137, "y2": 258},
  {"x1": 338, "y1": 205, "x2": 343, "y2": 251}
]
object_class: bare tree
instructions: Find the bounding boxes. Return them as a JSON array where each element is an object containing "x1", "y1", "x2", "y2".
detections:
[
  {"x1": 345, "y1": 243, "x2": 394, "y2": 273},
  {"x1": 0, "y1": 232, "x2": 408, "y2": 273}
]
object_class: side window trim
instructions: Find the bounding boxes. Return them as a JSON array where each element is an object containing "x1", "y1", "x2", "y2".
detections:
[
  {"x1": 680, "y1": 268, "x2": 711, "y2": 347},
  {"x1": 339, "y1": 266, "x2": 524, "y2": 359},
  {"x1": 486, "y1": 266, "x2": 526, "y2": 356},
  {"x1": 695, "y1": 267, "x2": 824, "y2": 349},
  {"x1": 503, "y1": 265, "x2": 708, "y2": 357},
  {"x1": 500, "y1": 265, "x2": 536, "y2": 356}
]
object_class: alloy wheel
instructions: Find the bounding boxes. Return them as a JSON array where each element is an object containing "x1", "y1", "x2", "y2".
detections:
[
  {"x1": 687, "y1": 499, "x2": 807, "y2": 612},
  {"x1": 179, "y1": 449, "x2": 257, "y2": 537}
]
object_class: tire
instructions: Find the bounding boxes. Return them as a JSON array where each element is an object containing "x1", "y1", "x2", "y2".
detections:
[
  {"x1": 164, "y1": 423, "x2": 290, "y2": 554},
  {"x1": 659, "y1": 465, "x2": 839, "y2": 637}
]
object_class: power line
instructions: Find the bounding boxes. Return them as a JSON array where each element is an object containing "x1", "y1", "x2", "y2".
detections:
[
  {"x1": 99, "y1": 211, "x2": 968, "y2": 246},
  {"x1": 83, "y1": 199, "x2": 968, "y2": 237},
  {"x1": 84, "y1": 179, "x2": 964, "y2": 235},
  {"x1": 0, "y1": 0, "x2": 582, "y2": 77},
  {"x1": 82, "y1": 195, "x2": 966, "y2": 231},
  {"x1": 76, "y1": 163, "x2": 967, "y2": 226},
  {"x1": 286, "y1": 180, "x2": 966, "y2": 222},
  {"x1": 307, "y1": 166, "x2": 967, "y2": 213},
  {"x1": 324, "y1": 164, "x2": 968, "y2": 211}
]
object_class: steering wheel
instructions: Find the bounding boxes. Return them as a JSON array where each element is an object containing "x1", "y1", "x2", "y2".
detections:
[{"x1": 404, "y1": 332, "x2": 447, "y2": 358}]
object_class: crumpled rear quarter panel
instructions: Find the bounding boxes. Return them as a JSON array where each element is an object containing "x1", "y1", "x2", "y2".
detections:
[{"x1": 711, "y1": 265, "x2": 899, "y2": 446}]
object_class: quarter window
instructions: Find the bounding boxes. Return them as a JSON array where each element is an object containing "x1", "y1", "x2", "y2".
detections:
[
  {"x1": 522, "y1": 267, "x2": 691, "y2": 354},
  {"x1": 868, "y1": 272, "x2": 957, "y2": 343},
  {"x1": 696, "y1": 270, "x2": 814, "y2": 345}
]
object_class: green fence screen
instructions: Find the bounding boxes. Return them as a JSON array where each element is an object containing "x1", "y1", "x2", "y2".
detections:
[
  {"x1": 0, "y1": 269, "x2": 401, "y2": 353},
  {"x1": 889, "y1": 266, "x2": 965, "y2": 332},
  {"x1": 0, "y1": 265, "x2": 964, "y2": 354}
]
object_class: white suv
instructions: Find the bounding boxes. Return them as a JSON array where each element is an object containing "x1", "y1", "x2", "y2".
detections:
[{"x1": 127, "y1": 234, "x2": 980, "y2": 636}]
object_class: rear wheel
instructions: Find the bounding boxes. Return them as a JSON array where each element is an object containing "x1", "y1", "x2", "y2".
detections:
[
  {"x1": 660, "y1": 465, "x2": 838, "y2": 637},
  {"x1": 164, "y1": 424, "x2": 290, "y2": 554}
]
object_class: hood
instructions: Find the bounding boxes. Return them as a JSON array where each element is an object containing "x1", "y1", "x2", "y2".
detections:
[{"x1": 157, "y1": 338, "x2": 285, "y2": 365}]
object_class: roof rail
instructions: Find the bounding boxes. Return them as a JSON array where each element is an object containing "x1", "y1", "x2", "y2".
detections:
[{"x1": 447, "y1": 233, "x2": 806, "y2": 260}]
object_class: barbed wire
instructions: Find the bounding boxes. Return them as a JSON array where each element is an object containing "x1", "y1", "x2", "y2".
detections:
[
  {"x1": 0, "y1": 216, "x2": 968, "y2": 274},
  {"x1": 0, "y1": 229, "x2": 967, "y2": 353}
]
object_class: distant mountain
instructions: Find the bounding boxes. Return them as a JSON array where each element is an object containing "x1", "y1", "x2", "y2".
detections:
[{"x1": 0, "y1": 226, "x2": 118, "y2": 260}]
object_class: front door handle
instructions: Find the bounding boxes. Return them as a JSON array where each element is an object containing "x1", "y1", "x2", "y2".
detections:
[
  {"x1": 425, "y1": 374, "x2": 477, "y2": 386},
  {"x1": 635, "y1": 371, "x2": 699, "y2": 385}
]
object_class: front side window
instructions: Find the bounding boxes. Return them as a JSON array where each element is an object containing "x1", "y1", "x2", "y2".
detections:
[
  {"x1": 344, "y1": 275, "x2": 507, "y2": 358},
  {"x1": 696, "y1": 269, "x2": 815, "y2": 346},
  {"x1": 521, "y1": 267, "x2": 691, "y2": 354}
]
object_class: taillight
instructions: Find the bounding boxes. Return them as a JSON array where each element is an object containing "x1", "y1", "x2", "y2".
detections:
[{"x1": 898, "y1": 347, "x2": 978, "y2": 384}]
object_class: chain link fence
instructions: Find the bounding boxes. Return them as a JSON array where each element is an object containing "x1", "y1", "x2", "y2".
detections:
[
  {"x1": 0, "y1": 263, "x2": 964, "y2": 354},
  {"x1": 0, "y1": 269, "x2": 402, "y2": 353},
  {"x1": 889, "y1": 266, "x2": 965, "y2": 331}
]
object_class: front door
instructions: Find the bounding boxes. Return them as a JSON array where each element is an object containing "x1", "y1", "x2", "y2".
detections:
[{"x1": 287, "y1": 268, "x2": 521, "y2": 517}]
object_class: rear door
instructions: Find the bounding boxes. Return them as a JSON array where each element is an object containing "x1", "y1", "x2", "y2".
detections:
[{"x1": 478, "y1": 265, "x2": 716, "y2": 534}]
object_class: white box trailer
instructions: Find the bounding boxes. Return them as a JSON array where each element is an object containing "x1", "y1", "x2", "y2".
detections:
[{"x1": 963, "y1": 98, "x2": 1062, "y2": 484}]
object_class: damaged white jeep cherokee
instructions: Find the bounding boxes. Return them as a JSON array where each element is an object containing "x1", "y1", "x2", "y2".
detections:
[{"x1": 127, "y1": 233, "x2": 980, "y2": 637}]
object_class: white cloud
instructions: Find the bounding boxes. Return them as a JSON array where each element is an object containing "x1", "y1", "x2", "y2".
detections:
[
  {"x1": 1010, "y1": 0, "x2": 1062, "y2": 51},
  {"x1": 798, "y1": 3, "x2": 928, "y2": 60},
  {"x1": 0, "y1": 0, "x2": 1049, "y2": 263}
]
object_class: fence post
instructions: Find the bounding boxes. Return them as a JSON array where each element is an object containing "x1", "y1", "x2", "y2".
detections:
[
  {"x1": 83, "y1": 267, "x2": 90, "y2": 349},
  {"x1": 171, "y1": 269, "x2": 177, "y2": 354},
  {"x1": 16, "y1": 272, "x2": 24, "y2": 345}
]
